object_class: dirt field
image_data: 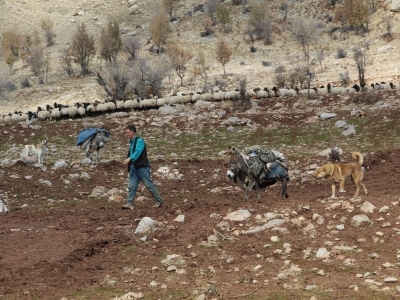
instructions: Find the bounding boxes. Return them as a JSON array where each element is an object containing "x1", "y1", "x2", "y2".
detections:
[{"x1": 1, "y1": 94, "x2": 400, "y2": 300}]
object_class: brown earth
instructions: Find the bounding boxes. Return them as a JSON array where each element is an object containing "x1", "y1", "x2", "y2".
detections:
[{"x1": 1, "y1": 93, "x2": 400, "y2": 300}]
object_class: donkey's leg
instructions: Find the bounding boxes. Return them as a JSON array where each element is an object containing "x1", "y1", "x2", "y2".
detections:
[
  {"x1": 244, "y1": 179, "x2": 256, "y2": 201},
  {"x1": 281, "y1": 177, "x2": 289, "y2": 199}
]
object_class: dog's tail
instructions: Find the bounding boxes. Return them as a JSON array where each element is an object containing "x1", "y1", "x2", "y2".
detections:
[{"x1": 352, "y1": 152, "x2": 363, "y2": 166}]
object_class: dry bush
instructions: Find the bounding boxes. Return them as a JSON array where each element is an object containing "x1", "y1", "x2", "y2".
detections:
[
  {"x1": 217, "y1": 4, "x2": 231, "y2": 33},
  {"x1": 122, "y1": 35, "x2": 141, "y2": 60},
  {"x1": 1, "y1": 29, "x2": 23, "y2": 59},
  {"x1": 273, "y1": 65, "x2": 287, "y2": 88},
  {"x1": 60, "y1": 47, "x2": 74, "y2": 77},
  {"x1": 215, "y1": 39, "x2": 232, "y2": 75},
  {"x1": 0, "y1": 63, "x2": 16, "y2": 100},
  {"x1": 353, "y1": 92, "x2": 382, "y2": 104},
  {"x1": 100, "y1": 21, "x2": 122, "y2": 64},
  {"x1": 70, "y1": 23, "x2": 96, "y2": 75},
  {"x1": 167, "y1": 44, "x2": 193, "y2": 87},
  {"x1": 40, "y1": 16, "x2": 56, "y2": 47},
  {"x1": 25, "y1": 45, "x2": 44, "y2": 76},
  {"x1": 162, "y1": 0, "x2": 179, "y2": 19},
  {"x1": 149, "y1": 10, "x2": 171, "y2": 53}
]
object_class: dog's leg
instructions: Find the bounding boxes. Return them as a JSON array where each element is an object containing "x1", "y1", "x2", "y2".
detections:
[
  {"x1": 338, "y1": 178, "x2": 346, "y2": 193},
  {"x1": 330, "y1": 183, "x2": 337, "y2": 198},
  {"x1": 361, "y1": 183, "x2": 368, "y2": 195}
]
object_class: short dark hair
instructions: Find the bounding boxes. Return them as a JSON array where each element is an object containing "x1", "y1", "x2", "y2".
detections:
[{"x1": 126, "y1": 124, "x2": 136, "y2": 132}]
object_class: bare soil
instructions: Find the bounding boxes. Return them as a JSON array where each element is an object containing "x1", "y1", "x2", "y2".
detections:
[{"x1": 1, "y1": 94, "x2": 400, "y2": 300}]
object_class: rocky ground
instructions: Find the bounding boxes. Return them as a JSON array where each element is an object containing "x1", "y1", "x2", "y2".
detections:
[{"x1": 1, "y1": 90, "x2": 400, "y2": 300}]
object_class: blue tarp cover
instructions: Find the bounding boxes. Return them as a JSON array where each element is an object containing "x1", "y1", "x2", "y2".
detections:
[{"x1": 76, "y1": 128, "x2": 110, "y2": 146}]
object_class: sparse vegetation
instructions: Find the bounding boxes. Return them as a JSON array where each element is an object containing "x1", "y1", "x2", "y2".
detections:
[
  {"x1": 215, "y1": 39, "x2": 232, "y2": 75},
  {"x1": 69, "y1": 23, "x2": 96, "y2": 75},
  {"x1": 149, "y1": 10, "x2": 171, "y2": 53}
]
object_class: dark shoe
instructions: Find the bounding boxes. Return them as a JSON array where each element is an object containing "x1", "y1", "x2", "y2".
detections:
[
  {"x1": 121, "y1": 203, "x2": 134, "y2": 210},
  {"x1": 153, "y1": 202, "x2": 163, "y2": 208}
]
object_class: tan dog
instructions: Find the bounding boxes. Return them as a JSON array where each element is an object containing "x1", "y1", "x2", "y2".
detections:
[
  {"x1": 315, "y1": 151, "x2": 368, "y2": 198},
  {"x1": 24, "y1": 140, "x2": 47, "y2": 164}
]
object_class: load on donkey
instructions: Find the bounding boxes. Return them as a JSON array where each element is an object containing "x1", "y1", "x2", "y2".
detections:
[
  {"x1": 76, "y1": 128, "x2": 111, "y2": 164},
  {"x1": 226, "y1": 145, "x2": 289, "y2": 201}
]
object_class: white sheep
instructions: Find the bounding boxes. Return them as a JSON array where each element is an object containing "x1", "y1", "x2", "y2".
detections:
[
  {"x1": 263, "y1": 87, "x2": 274, "y2": 97},
  {"x1": 139, "y1": 98, "x2": 157, "y2": 108},
  {"x1": 202, "y1": 93, "x2": 213, "y2": 101},
  {"x1": 296, "y1": 87, "x2": 317, "y2": 96},
  {"x1": 50, "y1": 107, "x2": 61, "y2": 120},
  {"x1": 116, "y1": 100, "x2": 125, "y2": 110},
  {"x1": 123, "y1": 99, "x2": 139, "y2": 110},
  {"x1": 256, "y1": 90, "x2": 269, "y2": 98},
  {"x1": 212, "y1": 91, "x2": 226, "y2": 101},
  {"x1": 327, "y1": 83, "x2": 346, "y2": 94},
  {"x1": 37, "y1": 110, "x2": 51, "y2": 121},
  {"x1": 10, "y1": 113, "x2": 21, "y2": 122},
  {"x1": 156, "y1": 98, "x2": 167, "y2": 106},
  {"x1": 225, "y1": 90, "x2": 240, "y2": 100},
  {"x1": 68, "y1": 106, "x2": 79, "y2": 118}
]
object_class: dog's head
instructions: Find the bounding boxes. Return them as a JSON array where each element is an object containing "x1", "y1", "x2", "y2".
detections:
[
  {"x1": 314, "y1": 164, "x2": 334, "y2": 179},
  {"x1": 40, "y1": 140, "x2": 48, "y2": 146}
]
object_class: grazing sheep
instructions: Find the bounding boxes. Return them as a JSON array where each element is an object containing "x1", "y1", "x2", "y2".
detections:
[
  {"x1": 50, "y1": 107, "x2": 61, "y2": 120},
  {"x1": 156, "y1": 98, "x2": 167, "y2": 106},
  {"x1": 139, "y1": 98, "x2": 157, "y2": 109},
  {"x1": 123, "y1": 99, "x2": 139, "y2": 110},
  {"x1": 272, "y1": 86, "x2": 297, "y2": 97},
  {"x1": 315, "y1": 86, "x2": 329, "y2": 95},
  {"x1": 225, "y1": 90, "x2": 240, "y2": 100},
  {"x1": 191, "y1": 94, "x2": 203, "y2": 102},
  {"x1": 212, "y1": 91, "x2": 226, "y2": 101},
  {"x1": 327, "y1": 83, "x2": 346, "y2": 94},
  {"x1": 256, "y1": 89, "x2": 269, "y2": 98},
  {"x1": 115, "y1": 100, "x2": 125, "y2": 110},
  {"x1": 263, "y1": 87, "x2": 274, "y2": 97},
  {"x1": 201, "y1": 93, "x2": 213, "y2": 101},
  {"x1": 3, "y1": 114, "x2": 11, "y2": 123},
  {"x1": 169, "y1": 95, "x2": 183, "y2": 105},
  {"x1": 68, "y1": 106, "x2": 79, "y2": 118},
  {"x1": 10, "y1": 112, "x2": 21, "y2": 122},
  {"x1": 346, "y1": 87, "x2": 357, "y2": 93},
  {"x1": 296, "y1": 87, "x2": 317, "y2": 96},
  {"x1": 37, "y1": 110, "x2": 51, "y2": 121}
]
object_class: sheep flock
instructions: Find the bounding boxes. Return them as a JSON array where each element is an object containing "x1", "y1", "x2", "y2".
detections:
[{"x1": 0, "y1": 82, "x2": 397, "y2": 124}]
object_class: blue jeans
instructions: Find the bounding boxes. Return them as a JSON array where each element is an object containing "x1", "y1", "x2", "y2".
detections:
[{"x1": 127, "y1": 166, "x2": 162, "y2": 205}]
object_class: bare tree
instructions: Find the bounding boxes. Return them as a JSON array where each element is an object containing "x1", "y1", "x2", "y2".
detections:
[
  {"x1": 287, "y1": 17, "x2": 322, "y2": 71},
  {"x1": 70, "y1": 23, "x2": 96, "y2": 75},
  {"x1": 96, "y1": 61, "x2": 130, "y2": 100},
  {"x1": 247, "y1": 1, "x2": 273, "y2": 44},
  {"x1": 0, "y1": 63, "x2": 16, "y2": 100},
  {"x1": 149, "y1": 10, "x2": 171, "y2": 53},
  {"x1": 122, "y1": 35, "x2": 141, "y2": 60},
  {"x1": 353, "y1": 46, "x2": 368, "y2": 89},
  {"x1": 60, "y1": 46, "x2": 74, "y2": 77},
  {"x1": 25, "y1": 45, "x2": 44, "y2": 76},
  {"x1": 316, "y1": 48, "x2": 325, "y2": 70},
  {"x1": 192, "y1": 49, "x2": 209, "y2": 86},
  {"x1": 130, "y1": 55, "x2": 172, "y2": 98},
  {"x1": 215, "y1": 39, "x2": 232, "y2": 75},
  {"x1": 99, "y1": 21, "x2": 122, "y2": 64},
  {"x1": 168, "y1": 45, "x2": 193, "y2": 86},
  {"x1": 207, "y1": 0, "x2": 219, "y2": 25},
  {"x1": 273, "y1": 65, "x2": 287, "y2": 88},
  {"x1": 40, "y1": 16, "x2": 56, "y2": 46}
]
